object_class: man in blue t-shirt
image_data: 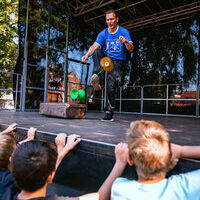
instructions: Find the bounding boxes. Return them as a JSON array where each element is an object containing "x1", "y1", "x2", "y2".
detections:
[{"x1": 82, "y1": 10, "x2": 133, "y2": 121}]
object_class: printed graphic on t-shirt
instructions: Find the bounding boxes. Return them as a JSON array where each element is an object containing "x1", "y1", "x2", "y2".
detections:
[{"x1": 106, "y1": 39, "x2": 121, "y2": 52}]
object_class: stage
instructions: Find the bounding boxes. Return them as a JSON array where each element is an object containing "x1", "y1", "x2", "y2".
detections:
[
  {"x1": 0, "y1": 111, "x2": 200, "y2": 145},
  {"x1": 0, "y1": 111, "x2": 200, "y2": 195}
]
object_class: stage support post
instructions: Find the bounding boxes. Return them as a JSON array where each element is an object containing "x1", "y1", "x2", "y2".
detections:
[
  {"x1": 196, "y1": 53, "x2": 200, "y2": 117},
  {"x1": 44, "y1": 1, "x2": 51, "y2": 103},
  {"x1": 64, "y1": 17, "x2": 69, "y2": 103},
  {"x1": 166, "y1": 85, "x2": 169, "y2": 115},
  {"x1": 21, "y1": 0, "x2": 30, "y2": 111},
  {"x1": 196, "y1": 14, "x2": 200, "y2": 117}
]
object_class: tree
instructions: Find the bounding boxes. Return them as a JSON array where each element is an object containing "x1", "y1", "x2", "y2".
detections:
[
  {"x1": 128, "y1": 18, "x2": 198, "y2": 90},
  {"x1": 0, "y1": 0, "x2": 18, "y2": 71},
  {"x1": 0, "y1": 0, "x2": 18, "y2": 97}
]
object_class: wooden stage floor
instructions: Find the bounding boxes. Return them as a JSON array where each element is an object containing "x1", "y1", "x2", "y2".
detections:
[{"x1": 0, "y1": 111, "x2": 200, "y2": 146}]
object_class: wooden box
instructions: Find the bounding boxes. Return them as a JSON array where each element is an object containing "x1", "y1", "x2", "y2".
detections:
[{"x1": 40, "y1": 103, "x2": 86, "y2": 119}]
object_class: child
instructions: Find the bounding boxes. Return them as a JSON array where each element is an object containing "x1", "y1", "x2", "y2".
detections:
[
  {"x1": 108, "y1": 120, "x2": 200, "y2": 200},
  {"x1": 10, "y1": 133, "x2": 99, "y2": 200},
  {"x1": 0, "y1": 124, "x2": 36, "y2": 199}
]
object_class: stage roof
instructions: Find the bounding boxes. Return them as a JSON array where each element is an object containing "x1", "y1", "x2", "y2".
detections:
[{"x1": 53, "y1": 0, "x2": 200, "y2": 32}]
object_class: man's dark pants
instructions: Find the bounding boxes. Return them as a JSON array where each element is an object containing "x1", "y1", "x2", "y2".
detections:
[{"x1": 92, "y1": 49, "x2": 126, "y2": 116}]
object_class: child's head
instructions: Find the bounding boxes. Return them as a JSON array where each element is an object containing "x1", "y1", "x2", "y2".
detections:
[
  {"x1": 11, "y1": 140, "x2": 57, "y2": 192},
  {"x1": 127, "y1": 120, "x2": 171, "y2": 180},
  {"x1": 0, "y1": 134, "x2": 16, "y2": 170}
]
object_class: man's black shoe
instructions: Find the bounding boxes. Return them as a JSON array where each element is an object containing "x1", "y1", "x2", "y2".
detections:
[{"x1": 101, "y1": 113, "x2": 114, "y2": 122}]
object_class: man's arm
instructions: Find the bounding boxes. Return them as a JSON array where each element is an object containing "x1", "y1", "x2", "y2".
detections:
[
  {"x1": 118, "y1": 36, "x2": 134, "y2": 52},
  {"x1": 81, "y1": 43, "x2": 100, "y2": 63},
  {"x1": 98, "y1": 143, "x2": 128, "y2": 200},
  {"x1": 125, "y1": 41, "x2": 134, "y2": 52}
]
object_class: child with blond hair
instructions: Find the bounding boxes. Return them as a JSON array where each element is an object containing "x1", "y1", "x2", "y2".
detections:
[
  {"x1": 110, "y1": 120, "x2": 200, "y2": 200},
  {"x1": 98, "y1": 120, "x2": 200, "y2": 200}
]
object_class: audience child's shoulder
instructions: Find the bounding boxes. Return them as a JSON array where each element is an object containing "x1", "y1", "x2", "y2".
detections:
[
  {"x1": 167, "y1": 169, "x2": 200, "y2": 195},
  {"x1": 169, "y1": 169, "x2": 200, "y2": 182},
  {"x1": 113, "y1": 177, "x2": 130, "y2": 185},
  {"x1": 0, "y1": 170, "x2": 14, "y2": 185}
]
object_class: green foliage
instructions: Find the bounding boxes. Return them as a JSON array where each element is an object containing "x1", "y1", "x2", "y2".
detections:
[
  {"x1": 0, "y1": 0, "x2": 18, "y2": 99},
  {"x1": 0, "y1": 0, "x2": 18, "y2": 71},
  {"x1": 129, "y1": 18, "x2": 198, "y2": 88}
]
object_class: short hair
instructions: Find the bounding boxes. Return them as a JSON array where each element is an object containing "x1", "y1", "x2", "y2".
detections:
[
  {"x1": 105, "y1": 10, "x2": 118, "y2": 18},
  {"x1": 127, "y1": 120, "x2": 171, "y2": 180},
  {"x1": 0, "y1": 134, "x2": 16, "y2": 170},
  {"x1": 11, "y1": 140, "x2": 57, "y2": 192}
]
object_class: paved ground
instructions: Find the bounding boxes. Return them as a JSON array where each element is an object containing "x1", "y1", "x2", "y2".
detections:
[{"x1": 0, "y1": 111, "x2": 200, "y2": 145}]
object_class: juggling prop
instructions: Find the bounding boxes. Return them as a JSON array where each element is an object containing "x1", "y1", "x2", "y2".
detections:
[{"x1": 70, "y1": 88, "x2": 86, "y2": 100}]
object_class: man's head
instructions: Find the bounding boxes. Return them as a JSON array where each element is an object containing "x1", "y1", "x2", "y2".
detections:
[
  {"x1": 105, "y1": 10, "x2": 119, "y2": 30},
  {"x1": 0, "y1": 133, "x2": 16, "y2": 170},
  {"x1": 127, "y1": 120, "x2": 171, "y2": 180},
  {"x1": 11, "y1": 140, "x2": 57, "y2": 192}
]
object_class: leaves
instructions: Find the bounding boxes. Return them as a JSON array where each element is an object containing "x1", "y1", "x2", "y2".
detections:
[
  {"x1": 129, "y1": 18, "x2": 198, "y2": 87},
  {"x1": 0, "y1": 0, "x2": 18, "y2": 70},
  {"x1": 0, "y1": 0, "x2": 18, "y2": 99}
]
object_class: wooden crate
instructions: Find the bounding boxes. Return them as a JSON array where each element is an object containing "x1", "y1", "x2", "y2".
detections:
[{"x1": 40, "y1": 103, "x2": 86, "y2": 119}]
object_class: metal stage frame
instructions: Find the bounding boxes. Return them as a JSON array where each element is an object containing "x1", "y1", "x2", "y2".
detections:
[
  {"x1": 54, "y1": 0, "x2": 200, "y2": 32},
  {"x1": 18, "y1": 0, "x2": 200, "y2": 117}
]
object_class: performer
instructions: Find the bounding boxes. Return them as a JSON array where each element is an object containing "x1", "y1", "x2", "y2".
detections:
[{"x1": 82, "y1": 10, "x2": 133, "y2": 121}]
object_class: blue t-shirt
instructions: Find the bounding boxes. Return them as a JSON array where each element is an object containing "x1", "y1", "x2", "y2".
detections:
[
  {"x1": 111, "y1": 169, "x2": 200, "y2": 200},
  {"x1": 0, "y1": 170, "x2": 20, "y2": 199},
  {"x1": 95, "y1": 26, "x2": 132, "y2": 61}
]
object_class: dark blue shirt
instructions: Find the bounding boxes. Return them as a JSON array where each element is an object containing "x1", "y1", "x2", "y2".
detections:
[{"x1": 0, "y1": 170, "x2": 19, "y2": 200}]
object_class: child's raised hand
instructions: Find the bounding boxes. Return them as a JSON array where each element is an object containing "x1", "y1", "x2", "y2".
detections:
[
  {"x1": 65, "y1": 134, "x2": 81, "y2": 151},
  {"x1": 27, "y1": 127, "x2": 36, "y2": 140},
  {"x1": 18, "y1": 127, "x2": 36, "y2": 144},
  {"x1": 4, "y1": 123, "x2": 18, "y2": 134},
  {"x1": 55, "y1": 133, "x2": 67, "y2": 153},
  {"x1": 115, "y1": 143, "x2": 129, "y2": 165},
  {"x1": 168, "y1": 143, "x2": 181, "y2": 170},
  {"x1": 56, "y1": 134, "x2": 81, "y2": 166}
]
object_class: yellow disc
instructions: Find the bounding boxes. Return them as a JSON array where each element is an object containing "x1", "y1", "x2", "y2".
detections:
[{"x1": 100, "y1": 57, "x2": 114, "y2": 72}]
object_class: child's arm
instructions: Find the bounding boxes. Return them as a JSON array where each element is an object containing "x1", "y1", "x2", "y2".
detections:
[
  {"x1": 98, "y1": 143, "x2": 129, "y2": 200},
  {"x1": 19, "y1": 127, "x2": 36, "y2": 144},
  {"x1": 171, "y1": 143, "x2": 200, "y2": 159},
  {"x1": 55, "y1": 134, "x2": 81, "y2": 169},
  {"x1": 55, "y1": 133, "x2": 67, "y2": 154},
  {"x1": 0, "y1": 123, "x2": 18, "y2": 134},
  {"x1": 170, "y1": 143, "x2": 200, "y2": 169}
]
